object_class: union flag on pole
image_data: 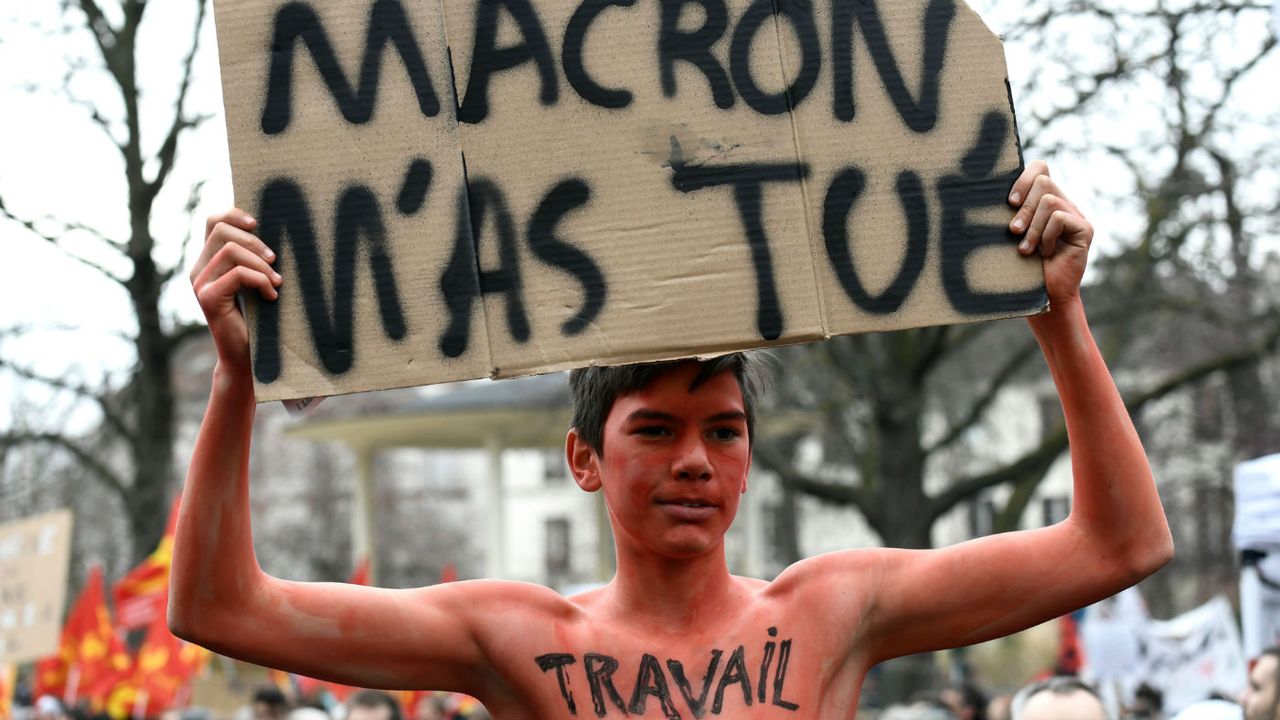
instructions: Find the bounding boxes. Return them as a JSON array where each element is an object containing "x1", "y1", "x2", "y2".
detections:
[
  {"x1": 112, "y1": 499, "x2": 180, "y2": 630},
  {"x1": 33, "y1": 565, "x2": 132, "y2": 708}
]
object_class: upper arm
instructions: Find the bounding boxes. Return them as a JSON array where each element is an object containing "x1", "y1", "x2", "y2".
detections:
[
  {"x1": 855, "y1": 521, "x2": 1147, "y2": 663},
  {"x1": 772, "y1": 520, "x2": 1154, "y2": 668},
  {"x1": 175, "y1": 574, "x2": 563, "y2": 697}
]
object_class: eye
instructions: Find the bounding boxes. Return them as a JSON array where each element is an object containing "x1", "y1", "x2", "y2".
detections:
[
  {"x1": 635, "y1": 425, "x2": 671, "y2": 438},
  {"x1": 708, "y1": 427, "x2": 741, "y2": 442}
]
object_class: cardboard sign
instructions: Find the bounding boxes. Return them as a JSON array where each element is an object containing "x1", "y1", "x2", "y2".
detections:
[
  {"x1": 213, "y1": 0, "x2": 1046, "y2": 401},
  {"x1": 0, "y1": 510, "x2": 74, "y2": 665}
]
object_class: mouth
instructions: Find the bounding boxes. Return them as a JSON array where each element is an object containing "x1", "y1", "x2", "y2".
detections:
[{"x1": 655, "y1": 499, "x2": 718, "y2": 520}]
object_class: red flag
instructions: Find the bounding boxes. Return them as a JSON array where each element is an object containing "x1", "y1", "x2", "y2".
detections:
[
  {"x1": 440, "y1": 563, "x2": 457, "y2": 584},
  {"x1": 33, "y1": 566, "x2": 133, "y2": 708},
  {"x1": 112, "y1": 499, "x2": 180, "y2": 630},
  {"x1": 108, "y1": 593, "x2": 210, "y2": 719},
  {"x1": 1, "y1": 663, "x2": 15, "y2": 720}
]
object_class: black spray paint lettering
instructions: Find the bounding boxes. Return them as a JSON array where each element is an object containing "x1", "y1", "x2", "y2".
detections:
[
  {"x1": 260, "y1": 0, "x2": 440, "y2": 134},
  {"x1": 937, "y1": 111, "x2": 1045, "y2": 313},
  {"x1": 564, "y1": 0, "x2": 638, "y2": 109},
  {"x1": 438, "y1": 176, "x2": 607, "y2": 359},
  {"x1": 253, "y1": 163, "x2": 606, "y2": 376},
  {"x1": 669, "y1": 106, "x2": 1033, "y2": 338},
  {"x1": 668, "y1": 139, "x2": 809, "y2": 342},
  {"x1": 260, "y1": 0, "x2": 956, "y2": 128},
  {"x1": 252, "y1": 167, "x2": 419, "y2": 383},
  {"x1": 457, "y1": 0, "x2": 559, "y2": 123},
  {"x1": 830, "y1": 0, "x2": 954, "y2": 128},
  {"x1": 533, "y1": 627, "x2": 799, "y2": 717}
]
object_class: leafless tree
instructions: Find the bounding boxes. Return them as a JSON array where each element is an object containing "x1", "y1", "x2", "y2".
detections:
[{"x1": 0, "y1": 0, "x2": 215, "y2": 565}]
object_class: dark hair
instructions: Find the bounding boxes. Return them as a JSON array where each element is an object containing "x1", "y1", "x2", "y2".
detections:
[
  {"x1": 568, "y1": 352, "x2": 771, "y2": 456},
  {"x1": 252, "y1": 687, "x2": 289, "y2": 710},
  {"x1": 348, "y1": 691, "x2": 402, "y2": 720},
  {"x1": 957, "y1": 683, "x2": 989, "y2": 720}
]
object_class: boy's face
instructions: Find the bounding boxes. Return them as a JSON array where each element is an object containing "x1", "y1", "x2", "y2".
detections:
[{"x1": 572, "y1": 363, "x2": 752, "y2": 559}]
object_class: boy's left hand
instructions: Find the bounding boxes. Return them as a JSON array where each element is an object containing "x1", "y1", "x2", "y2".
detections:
[{"x1": 1008, "y1": 160, "x2": 1093, "y2": 305}]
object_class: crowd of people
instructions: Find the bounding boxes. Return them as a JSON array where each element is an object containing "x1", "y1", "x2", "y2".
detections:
[
  {"x1": 7, "y1": 646, "x2": 1275, "y2": 720},
  {"x1": 867, "y1": 647, "x2": 1279, "y2": 720}
]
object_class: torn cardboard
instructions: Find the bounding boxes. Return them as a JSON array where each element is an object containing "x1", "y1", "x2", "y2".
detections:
[{"x1": 212, "y1": 0, "x2": 1045, "y2": 402}]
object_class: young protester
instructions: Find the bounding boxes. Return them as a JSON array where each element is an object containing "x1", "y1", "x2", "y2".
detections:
[{"x1": 170, "y1": 161, "x2": 1173, "y2": 718}]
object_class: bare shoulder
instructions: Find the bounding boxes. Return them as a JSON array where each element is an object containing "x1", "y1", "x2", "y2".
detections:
[{"x1": 760, "y1": 549, "x2": 889, "y2": 632}]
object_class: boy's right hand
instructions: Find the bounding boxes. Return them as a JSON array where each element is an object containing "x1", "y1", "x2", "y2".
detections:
[{"x1": 190, "y1": 210, "x2": 281, "y2": 374}]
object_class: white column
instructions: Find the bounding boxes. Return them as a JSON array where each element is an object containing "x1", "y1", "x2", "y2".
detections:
[
  {"x1": 353, "y1": 445, "x2": 378, "y2": 585},
  {"x1": 485, "y1": 433, "x2": 507, "y2": 579}
]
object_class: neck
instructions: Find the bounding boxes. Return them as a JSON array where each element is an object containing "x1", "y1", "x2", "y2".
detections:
[{"x1": 605, "y1": 539, "x2": 742, "y2": 630}]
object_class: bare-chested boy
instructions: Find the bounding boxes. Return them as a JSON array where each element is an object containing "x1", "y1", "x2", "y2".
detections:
[{"x1": 170, "y1": 161, "x2": 1173, "y2": 719}]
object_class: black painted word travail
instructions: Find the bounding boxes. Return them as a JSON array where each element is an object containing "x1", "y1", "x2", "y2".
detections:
[{"x1": 534, "y1": 627, "x2": 800, "y2": 718}]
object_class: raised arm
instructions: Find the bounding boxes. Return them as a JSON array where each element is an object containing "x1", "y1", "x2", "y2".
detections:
[
  {"x1": 167, "y1": 212, "x2": 544, "y2": 697},
  {"x1": 782, "y1": 162, "x2": 1174, "y2": 665}
]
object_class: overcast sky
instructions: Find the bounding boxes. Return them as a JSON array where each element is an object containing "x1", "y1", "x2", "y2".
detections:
[{"x1": 1, "y1": 0, "x2": 1275, "y2": 431}]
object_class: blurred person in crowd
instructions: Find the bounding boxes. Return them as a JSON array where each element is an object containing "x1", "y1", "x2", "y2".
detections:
[
  {"x1": 175, "y1": 163, "x2": 1175, "y2": 717},
  {"x1": 346, "y1": 691, "x2": 401, "y2": 720},
  {"x1": 1012, "y1": 676, "x2": 1108, "y2": 720},
  {"x1": 1243, "y1": 648, "x2": 1280, "y2": 720},
  {"x1": 252, "y1": 686, "x2": 291, "y2": 720},
  {"x1": 33, "y1": 696, "x2": 65, "y2": 720},
  {"x1": 987, "y1": 692, "x2": 1013, "y2": 720},
  {"x1": 287, "y1": 708, "x2": 331, "y2": 720},
  {"x1": 943, "y1": 682, "x2": 989, "y2": 720},
  {"x1": 1131, "y1": 683, "x2": 1165, "y2": 720},
  {"x1": 881, "y1": 700, "x2": 959, "y2": 720},
  {"x1": 1172, "y1": 699, "x2": 1243, "y2": 720},
  {"x1": 413, "y1": 696, "x2": 445, "y2": 720}
]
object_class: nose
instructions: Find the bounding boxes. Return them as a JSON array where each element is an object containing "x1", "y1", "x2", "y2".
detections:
[{"x1": 672, "y1": 432, "x2": 712, "y2": 481}]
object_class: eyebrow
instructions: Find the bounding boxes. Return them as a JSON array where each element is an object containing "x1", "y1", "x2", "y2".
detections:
[{"x1": 623, "y1": 410, "x2": 746, "y2": 424}]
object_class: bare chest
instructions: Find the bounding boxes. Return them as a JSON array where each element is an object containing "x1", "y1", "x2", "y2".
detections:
[{"x1": 481, "y1": 615, "x2": 862, "y2": 720}]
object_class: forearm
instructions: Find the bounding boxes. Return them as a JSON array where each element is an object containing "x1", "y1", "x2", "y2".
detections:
[
  {"x1": 1028, "y1": 300, "x2": 1173, "y2": 574},
  {"x1": 169, "y1": 362, "x2": 266, "y2": 641}
]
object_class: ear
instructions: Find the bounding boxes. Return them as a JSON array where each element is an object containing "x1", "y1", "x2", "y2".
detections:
[{"x1": 566, "y1": 428, "x2": 603, "y2": 492}]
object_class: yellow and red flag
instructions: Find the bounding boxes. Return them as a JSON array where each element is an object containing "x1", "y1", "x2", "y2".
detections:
[
  {"x1": 33, "y1": 565, "x2": 133, "y2": 707},
  {"x1": 1, "y1": 663, "x2": 16, "y2": 720},
  {"x1": 106, "y1": 592, "x2": 210, "y2": 719},
  {"x1": 112, "y1": 499, "x2": 180, "y2": 630}
]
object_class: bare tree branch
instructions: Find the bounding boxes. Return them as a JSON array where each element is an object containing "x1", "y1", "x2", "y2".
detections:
[
  {"x1": 0, "y1": 357, "x2": 135, "y2": 442},
  {"x1": 925, "y1": 337, "x2": 1042, "y2": 455},
  {"x1": 0, "y1": 195, "x2": 126, "y2": 284},
  {"x1": 753, "y1": 442, "x2": 872, "y2": 517},
  {"x1": 146, "y1": 0, "x2": 208, "y2": 200},
  {"x1": 0, "y1": 431, "x2": 127, "y2": 498}
]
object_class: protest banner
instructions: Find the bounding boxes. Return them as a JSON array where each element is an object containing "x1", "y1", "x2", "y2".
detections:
[
  {"x1": 0, "y1": 510, "x2": 74, "y2": 665},
  {"x1": 212, "y1": 0, "x2": 1046, "y2": 401}
]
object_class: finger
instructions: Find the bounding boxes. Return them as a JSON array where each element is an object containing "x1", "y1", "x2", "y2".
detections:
[
  {"x1": 205, "y1": 209, "x2": 257, "y2": 242},
  {"x1": 1010, "y1": 173, "x2": 1079, "y2": 237},
  {"x1": 1022, "y1": 194, "x2": 1072, "y2": 257},
  {"x1": 191, "y1": 221, "x2": 274, "y2": 283},
  {"x1": 1040, "y1": 210, "x2": 1093, "y2": 258},
  {"x1": 198, "y1": 243, "x2": 282, "y2": 290},
  {"x1": 198, "y1": 266, "x2": 279, "y2": 314},
  {"x1": 1007, "y1": 159, "x2": 1049, "y2": 208}
]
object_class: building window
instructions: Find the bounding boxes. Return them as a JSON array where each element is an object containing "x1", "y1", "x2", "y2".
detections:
[
  {"x1": 545, "y1": 518, "x2": 571, "y2": 579},
  {"x1": 1042, "y1": 496, "x2": 1070, "y2": 526},
  {"x1": 969, "y1": 499, "x2": 996, "y2": 537},
  {"x1": 542, "y1": 449, "x2": 567, "y2": 484}
]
